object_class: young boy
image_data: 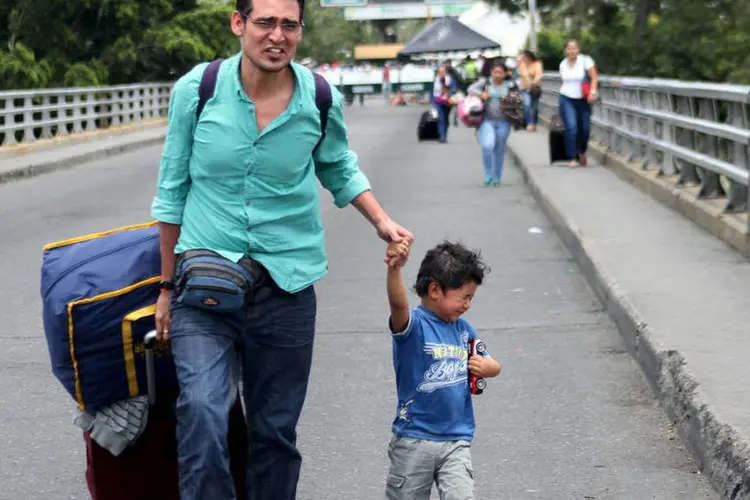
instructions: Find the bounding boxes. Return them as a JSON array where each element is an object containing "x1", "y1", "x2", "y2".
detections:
[{"x1": 384, "y1": 240, "x2": 501, "y2": 500}]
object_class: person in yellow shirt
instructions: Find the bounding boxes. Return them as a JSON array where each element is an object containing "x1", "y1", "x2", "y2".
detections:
[{"x1": 516, "y1": 50, "x2": 543, "y2": 132}]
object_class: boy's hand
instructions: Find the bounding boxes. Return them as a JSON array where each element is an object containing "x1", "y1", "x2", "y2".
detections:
[
  {"x1": 387, "y1": 241, "x2": 411, "y2": 268},
  {"x1": 468, "y1": 355, "x2": 501, "y2": 378}
]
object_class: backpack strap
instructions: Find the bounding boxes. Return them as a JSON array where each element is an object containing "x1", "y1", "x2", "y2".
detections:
[
  {"x1": 312, "y1": 72, "x2": 332, "y2": 154},
  {"x1": 196, "y1": 59, "x2": 224, "y2": 122}
]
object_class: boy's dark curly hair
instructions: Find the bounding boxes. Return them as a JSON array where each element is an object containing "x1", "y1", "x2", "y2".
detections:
[{"x1": 414, "y1": 241, "x2": 490, "y2": 297}]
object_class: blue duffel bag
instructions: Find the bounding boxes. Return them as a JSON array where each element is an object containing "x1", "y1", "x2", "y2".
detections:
[{"x1": 40, "y1": 221, "x2": 177, "y2": 411}]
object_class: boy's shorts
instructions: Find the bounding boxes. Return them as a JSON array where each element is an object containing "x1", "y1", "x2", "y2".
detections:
[{"x1": 385, "y1": 435, "x2": 475, "y2": 500}]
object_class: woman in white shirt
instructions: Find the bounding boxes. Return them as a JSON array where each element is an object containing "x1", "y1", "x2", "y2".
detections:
[{"x1": 558, "y1": 39, "x2": 599, "y2": 167}]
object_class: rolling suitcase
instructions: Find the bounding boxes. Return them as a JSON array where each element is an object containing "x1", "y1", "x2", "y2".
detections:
[
  {"x1": 417, "y1": 108, "x2": 440, "y2": 141},
  {"x1": 549, "y1": 113, "x2": 567, "y2": 164},
  {"x1": 84, "y1": 331, "x2": 248, "y2": 500}
]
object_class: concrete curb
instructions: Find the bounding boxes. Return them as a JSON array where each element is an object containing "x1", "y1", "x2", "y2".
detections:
[
  {"x1": 0, "y1": 131, "x2": 166, "y2": 185},
  {"x1": 507, "y1": 141, "x2": 750, "y2": 500}
]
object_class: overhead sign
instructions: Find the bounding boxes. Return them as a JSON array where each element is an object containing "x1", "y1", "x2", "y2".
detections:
[
  {"x1": 343, "y1": 2, "x2": 474, "y2": 20},
  {"x1": 424, "y1": 0, "x2": 473, "y2": 4},
  {"x1": 321, "y1": 0, "x2": 367, "y2": 6}
]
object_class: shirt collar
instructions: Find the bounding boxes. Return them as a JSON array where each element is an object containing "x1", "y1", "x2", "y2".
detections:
[{"x1": 231, "y1": 52, "x2": 303, "y2": 115}]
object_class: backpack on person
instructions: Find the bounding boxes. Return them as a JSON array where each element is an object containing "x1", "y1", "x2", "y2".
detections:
[{"x1": 196, "y1": 59, "x2": 332, "y2": 153}]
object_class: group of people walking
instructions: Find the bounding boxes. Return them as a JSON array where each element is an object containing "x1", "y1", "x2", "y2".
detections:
[{"x1": 430, "y1": 39, "x2": 600, "y2": 184}]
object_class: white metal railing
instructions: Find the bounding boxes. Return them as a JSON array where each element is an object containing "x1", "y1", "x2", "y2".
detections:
[
  {"x1": 539, "y1": 74, "x2": 750, "y2": 214},
  {"x1": 0, "y1": 83, "x2": 173, "y2": 147}
]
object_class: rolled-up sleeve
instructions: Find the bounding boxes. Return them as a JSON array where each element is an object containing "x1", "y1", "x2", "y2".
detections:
[
  {"x1": 313, "y1": 86, "x2": 371, "y2": 208},
  {"x1": 150, "y1": 68, "x2": 202, "y2": 224}
]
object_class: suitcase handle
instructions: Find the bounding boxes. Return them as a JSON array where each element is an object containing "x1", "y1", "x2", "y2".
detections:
[{"x1": 143, "y1": 330, "x2": 158, "y2": 405}]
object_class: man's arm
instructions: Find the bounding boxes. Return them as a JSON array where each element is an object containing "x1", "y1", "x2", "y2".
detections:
[
  {"x1": 313, "y1": 86, "x2": 414, "y2": 264},
  {"x1": 159, "y1": 223, "x2": 181, "y2": 283},
  {"x1": 150, "y1": 66, "x2": 202, "y2": 340}
]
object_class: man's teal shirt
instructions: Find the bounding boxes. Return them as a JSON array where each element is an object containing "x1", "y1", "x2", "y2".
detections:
[{"x1": 151, "y1": 53, "x2": 371, "y2": 293}]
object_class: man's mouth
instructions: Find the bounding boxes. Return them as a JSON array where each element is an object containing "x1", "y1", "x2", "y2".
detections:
[{"x1": 265, "y1": 48, "x2": 285, "y2": 55}]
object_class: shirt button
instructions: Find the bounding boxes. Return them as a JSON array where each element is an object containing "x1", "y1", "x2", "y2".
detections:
[
  {"x1": 247, "y1": 226, "x2": 252, "y2": 231},
  {"x1": 245, "y1": 200, "x2": 251, "y2": 206}
]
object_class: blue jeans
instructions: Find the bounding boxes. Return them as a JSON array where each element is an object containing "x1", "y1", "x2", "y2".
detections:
[
  {"x1": 523, "y1": 91, "x2": 540, "y2": 126},
  {"x1": 435, "y1": 103, "x2": 450, "y2": 141},
  {"x1": 559, "y1": 95, "x2": 591, "y2": 160},
  {"x1": 170, "y1": 271, "x2": 316, "y2": 500},
  {"x1": 478, "y1": 119, "x2": 512, "y2": 183}
]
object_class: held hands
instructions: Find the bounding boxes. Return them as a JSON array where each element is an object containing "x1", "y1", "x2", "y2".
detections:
[
  {"x1": 376, "y1": 218, "x2": 414, "y2": 267},
  {"x1": 480, "y1": 91, "x2": 490, "y2": 101},
  {"x1": 468, "y1": 355, "x2": 501, "y2": 378},
  {"x1": 386, "y1": 240, "x2": 412, "y2": 269},
  {"x1": 587, "y1": 92, "x2": 597, "y2": 104}
]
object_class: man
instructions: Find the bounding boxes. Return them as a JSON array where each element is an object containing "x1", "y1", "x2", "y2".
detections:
[{"x1": 150, "y1": 0, "x2": 413, "y2": 499}]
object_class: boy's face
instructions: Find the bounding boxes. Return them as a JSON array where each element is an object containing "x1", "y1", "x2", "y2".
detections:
[{"x1": 429, "y1": 281, "x2": 478, "y2": 322}]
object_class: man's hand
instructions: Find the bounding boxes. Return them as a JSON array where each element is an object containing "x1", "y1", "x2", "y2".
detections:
[
  {"x1": 480, "y1": 91, "x2": 490, "y2": 101},
  {"x1": 468, "y1": 355, "x2": 501, "y2": 378},
  {"x1": 376, "y1": 219, "x2": 414, "y2": 267},
  {"x1": 155, "y1": 290, "x2": 172, "y2": 342}
]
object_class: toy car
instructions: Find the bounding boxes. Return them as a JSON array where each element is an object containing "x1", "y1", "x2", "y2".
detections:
[{"x1": 469, "y1": 338, "x2": 487, "y2": 395}]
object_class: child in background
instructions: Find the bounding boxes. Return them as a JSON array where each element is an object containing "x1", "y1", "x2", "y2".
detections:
[{"x1": 384, "y1": 240, "x2": 501, "y2": 500}]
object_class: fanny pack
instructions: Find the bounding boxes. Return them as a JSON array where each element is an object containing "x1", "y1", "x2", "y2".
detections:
[{"x1": 175, "y1": 250, "x2": 264, "y2": 313}]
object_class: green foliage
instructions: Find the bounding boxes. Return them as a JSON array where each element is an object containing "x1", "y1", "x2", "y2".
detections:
[
  {"x1": 0, "y1": 0, "x2": 378, "y2": 89},
  {"x1": 63, "y1": 60, "x2": 110, "y2": 88},
  {"x1": 0, "y1": 42, "x2": 52, "y2": 89},
  {"x1": 297, "y1": 2, "x2": 377, "y2": 64},
  {"x1": 528, "y1": 0, "x2": 750, "y2": 84},
  {"x1": 6, "y1": 0, "x2": 748, "y2": 88}
]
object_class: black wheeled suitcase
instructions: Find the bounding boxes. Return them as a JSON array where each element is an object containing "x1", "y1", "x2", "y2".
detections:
[
  {"x1": 417, "y1": 108, "x2": 440, "y2": 142},
  {"x1": 84, "y1": 331, "x2": 248, "y2": 500},
  {"x1": 549, "y1": 113, "x2": 567, "y2": 164}
]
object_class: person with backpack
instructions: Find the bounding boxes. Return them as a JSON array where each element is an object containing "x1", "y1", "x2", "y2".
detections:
[
  {"x1": 467, "y1": 60, "x2": 522, "y2": 186},
  {"x1": 149, "y1": 1, "x2": 414, "y2": 499}
]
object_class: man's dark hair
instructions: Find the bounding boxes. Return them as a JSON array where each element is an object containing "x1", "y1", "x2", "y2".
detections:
[
  {"x1": 236, "y1": 0, "x2": 306, "y2": 20},
  {"x1": 414, "y1": 241, "x2": 490, "y2": 297}
]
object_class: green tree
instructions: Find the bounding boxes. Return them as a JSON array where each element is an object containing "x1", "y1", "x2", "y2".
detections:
[{"x1": 297, "y1": 2, "x2": 376, "y2": 64}]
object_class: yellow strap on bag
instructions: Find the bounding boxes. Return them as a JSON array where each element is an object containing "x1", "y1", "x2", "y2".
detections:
[{"x1": 122, "y1": 303, "x2": 158, "y2": 398}]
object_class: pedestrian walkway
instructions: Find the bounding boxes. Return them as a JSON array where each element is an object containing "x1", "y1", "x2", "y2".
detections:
[
  {"x1": 0, "y1": 124, "x2": 166, "y2": 184},
  {"x1": 0, "y1": 104, "x2": 717, "y2": 499},
  {"x1": 507, "y1": 126, "x2": 750, "y2": 500}
]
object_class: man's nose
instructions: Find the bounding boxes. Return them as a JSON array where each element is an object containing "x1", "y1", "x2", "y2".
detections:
[{"x1": 268, "y1": 26, "x2": 285, "y2": 42}]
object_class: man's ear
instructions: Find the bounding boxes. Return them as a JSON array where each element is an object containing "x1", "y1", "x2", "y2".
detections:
[{"x1": 230, "y1": 11, "x2": 246, "y2": 37}]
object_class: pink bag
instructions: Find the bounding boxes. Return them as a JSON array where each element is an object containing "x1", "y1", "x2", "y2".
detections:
[{"x1": 458, "y1": 94, "x2": 485, "y2": 128}]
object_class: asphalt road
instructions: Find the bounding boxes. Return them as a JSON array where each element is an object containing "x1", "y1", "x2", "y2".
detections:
[{"x1": 0, "y1": 101, "x2": 718, "y2": 499}]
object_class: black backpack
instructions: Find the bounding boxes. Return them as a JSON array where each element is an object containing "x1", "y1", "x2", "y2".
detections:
[{"x1": 195, "y1": 59, "x2": 333, "y2": 153}]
